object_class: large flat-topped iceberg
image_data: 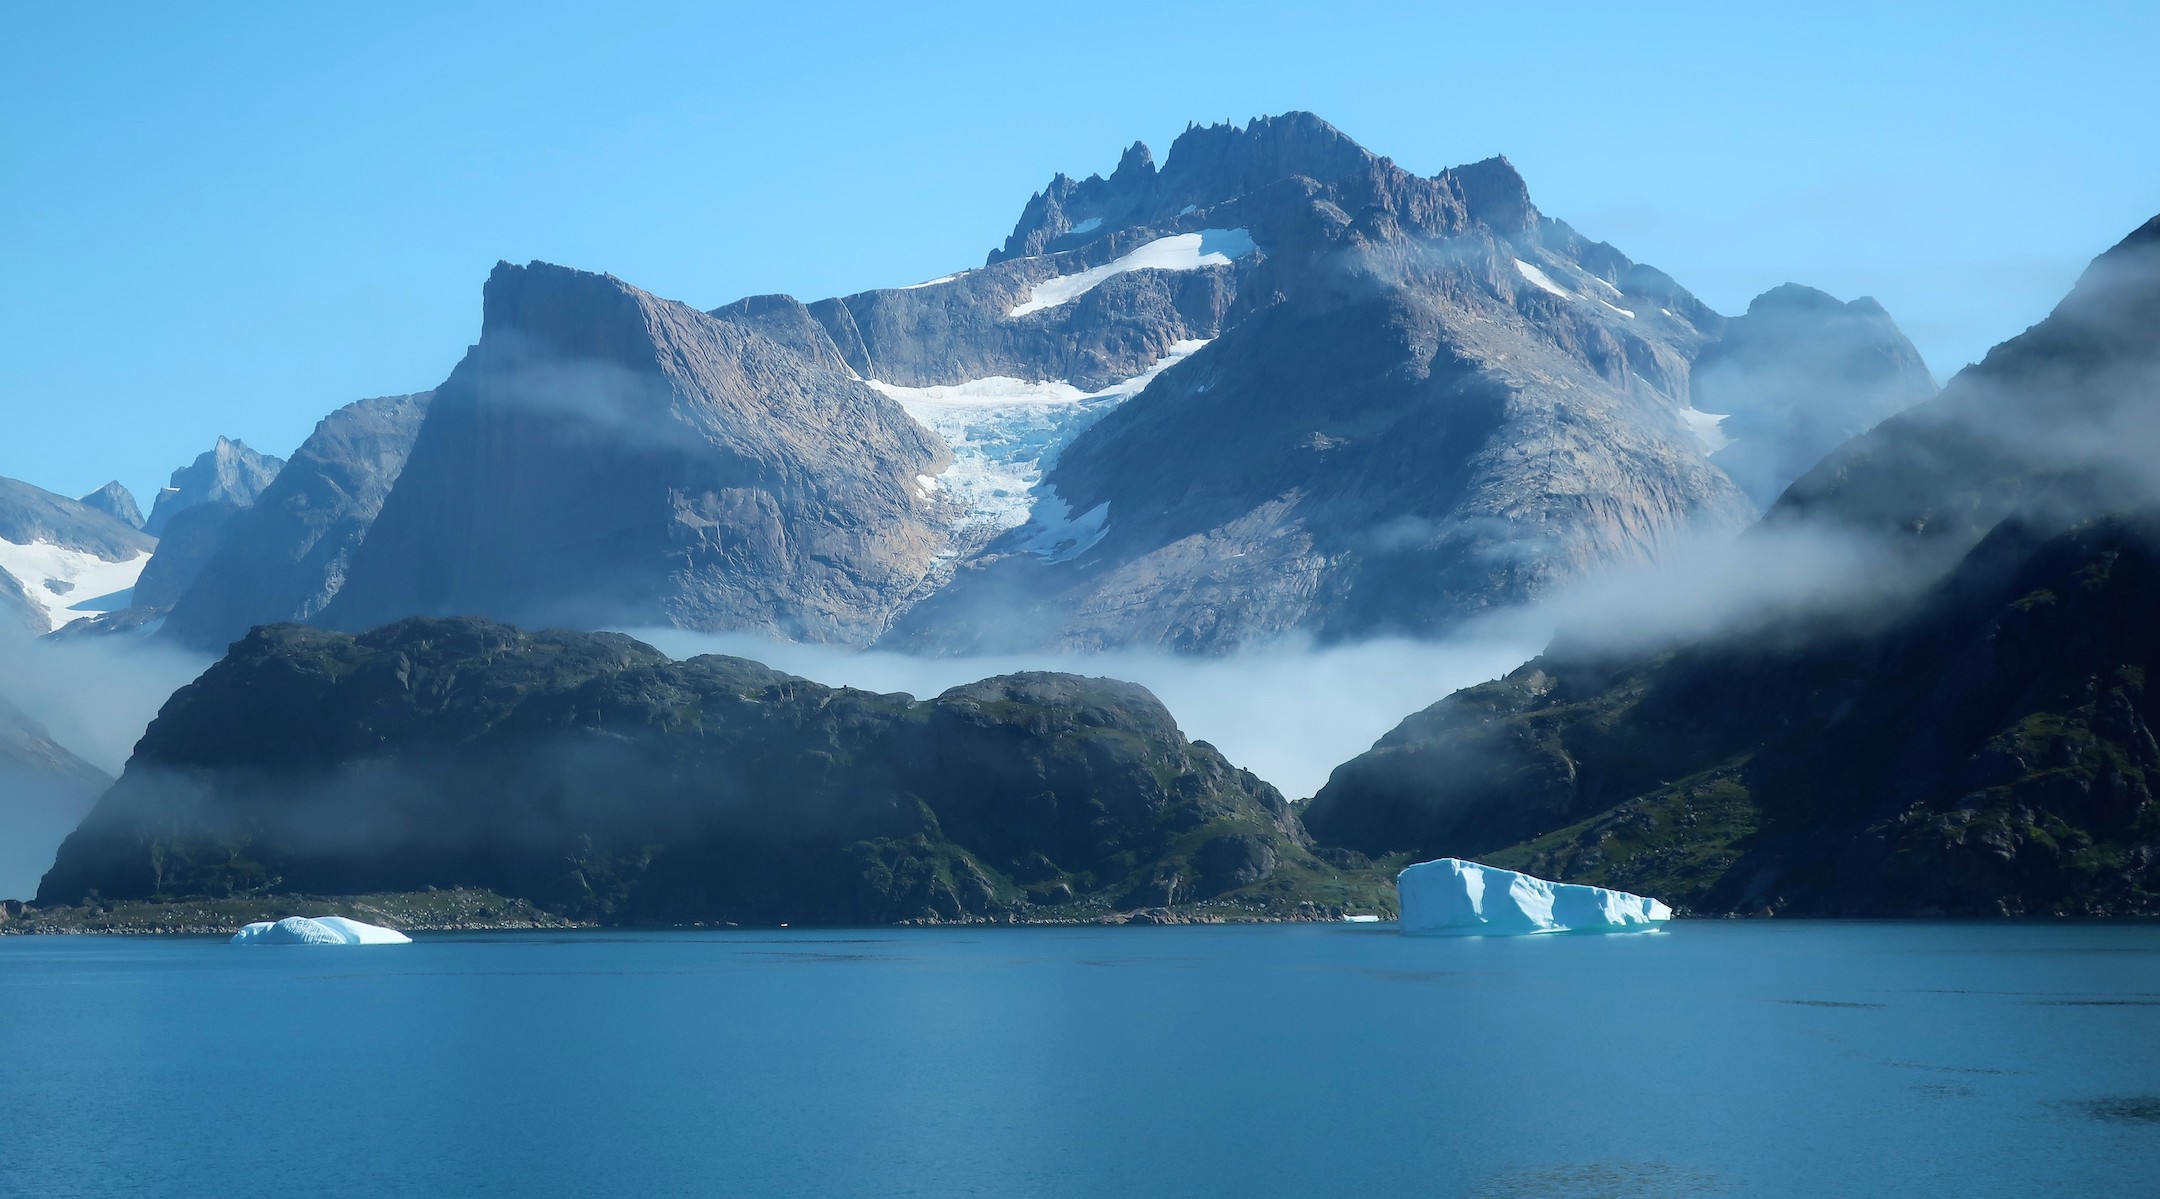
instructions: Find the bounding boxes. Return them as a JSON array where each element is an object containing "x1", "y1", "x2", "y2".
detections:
[
  {"x1": 1397, "y1": 859, "x2": 1671, "y2": 936},
  {"x1": 231, "y1": 916, "x2": 412, "y2": 945}
]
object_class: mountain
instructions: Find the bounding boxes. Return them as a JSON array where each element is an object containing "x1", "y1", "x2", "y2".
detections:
[
  {"x1": 880, "y1": 114, "x2": 1761, "y2": 651},
  {"x1": 77, "y1": 482, "x2": 144, "y2": 530},
  {"x1": 0, "y1": 477, "x2": 158, "y2": 634},
  {"x1": 37, "y1": 617, "x2": 1381, "y2": 923},
  {"x1": 318, "y1": 264, "x2": 952, "y2": 642},
  {"x1": 1301, "y1": 215, "x2": 2160, "y2": 916},
  {"x1": 0, "y1": 695, "x2": 111, "y2": 900},
  {"x1": 1690, "y1": 284, "x2": 1937, "y2": 508},
  {"x1": 143, "y1": 436, "x2": 284, "y2": 537},
  {"x1": 1774, "y1": 215, "x2": 2160, "y2": 547},
  {"x1": 157, "y1": 393, "x2": 433, "y2": 652},
  {"x1": 153, "y1": 113, "x2": 1930, "y2": 653}
]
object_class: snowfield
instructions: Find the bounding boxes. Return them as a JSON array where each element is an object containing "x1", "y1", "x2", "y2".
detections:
[
  {"x1": 1009, "y1": 230, "x2": 1255, "y2": 318},
  {"x1": 0, "y1": 538, "x2": 151, "y2": 632},
  {"x1": 1512, "y1": 258, "x2": 1574, "y2": 300},
  {"x1": 869, "y1": 340, "x2": 1207, "y2": 544}
]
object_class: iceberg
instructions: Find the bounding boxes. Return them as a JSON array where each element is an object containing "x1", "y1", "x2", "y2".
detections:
[
  {"x1": 230, "y1": 916, "x2": 412, "y2": 945},
  {"x1": 1396, "y1": 858, "x2": 1671, "y2": 936}
]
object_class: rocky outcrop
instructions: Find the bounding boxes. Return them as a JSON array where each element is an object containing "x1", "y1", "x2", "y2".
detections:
[
  {"x1": 320, "y1": 263, "x2": 951, "y2": 643},
  {"x1": 0, "y1": 696, "x2": 110, "y2": 900},
  {"x1": 158, "y1": 393, "x2": 433, "y2": 651},
  {"x1": 143, "y1": 436, "x2": 283, "y2": 536},
  {"x1": 37, "y1": 617, "x2": 1356, "y2": 924},
  {"x1": 1302, "y1": 216, "x2": 2160, "y2": 916},
  {"x1": 77, "y1": 483, "x2": 143, "y2": 530},
  {"x1": 1692, "y1": 284, "x2": 1937, "y2": 507}
]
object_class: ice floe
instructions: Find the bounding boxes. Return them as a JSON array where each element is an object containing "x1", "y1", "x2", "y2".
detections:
[
  {"x1": 0, "y1": 539, "x2": 152, "y2": 632},
  {"x1": 1396, "y1": 858, "x2": 1671, "y2": 936},
  {"x1": 231, "y1": 916, "x2": 413, "y2": 945},
  {"x1": 1010, "y1": 230, "x2": 1255, "y2": 318}
]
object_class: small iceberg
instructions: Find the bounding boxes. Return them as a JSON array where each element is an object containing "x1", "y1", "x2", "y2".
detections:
[
  {"x1": 1397, "y1": 859, "x2": 1671, "y2": 936},
  {"x1": 231, "y1": 916, "x2": 412, "y2": 945},
  {"x1": 1340, "y1": 914, "x2": 1383, "y2": 923}
]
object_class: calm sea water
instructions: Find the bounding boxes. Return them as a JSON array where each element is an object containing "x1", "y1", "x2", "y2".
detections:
[{"x1": 2, "y1": 922, "x2": 2156, "y2": 1198}]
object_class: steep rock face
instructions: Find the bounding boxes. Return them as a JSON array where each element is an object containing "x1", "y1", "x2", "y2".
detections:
[
  {"x1": 321, "y1": 264, "x2": 951, "y2": 643},
  {"x1": 0, "y1": 696, "x2": 111, "y2": 900},
  {"x1": 143, "y1": 436, "x2": 284, "y2": 536},
  {"x1": 1692, "y1": 284, "x2": 1937, "y2": 507},
  {"x1": 1303, "y1": 216, "x2": 2160, "y2": 916},
  {"x1": 159, "y1": 393, "x2": 433, "y2": 652},
  {"x1": 131, "y1": 500, "x2": 241, "y2": 611},
  {"x1": 886, "y1": 117, "x2": 1754, "y2": 652},
  {"x1": 37, "y1": 617, "x2": 1352, "y2": 924},
  {"x1": 77, "y1": 483, "x2": 143, "y2": 530}
]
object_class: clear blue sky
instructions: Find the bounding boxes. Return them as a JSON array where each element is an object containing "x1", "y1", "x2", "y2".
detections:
[{"x1": 4, "y1": 1, "x2": 2155, "y2": 506}]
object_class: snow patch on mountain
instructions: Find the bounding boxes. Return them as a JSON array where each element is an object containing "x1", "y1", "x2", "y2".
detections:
[
  {"x1": 1009, "y1": 230, "x2": 1255, "y2": 318},
  {"x1": 1512, "y1": 258, "x2": 1573, "y2": 300},
  {"x1": 869, "y1": 340, "x2": 1208, "y2": 542},
  {"x1": 1678, "y1": 406, "x2": 1733, "y2": 454},
  {"x1": 1066, "y1": 217, "x2": 1103, "y2": 236},
  {"x1": 1010, "y1": 491, "x2": 1110, "y2": 563},
  {"x1": 0, "y1": 539, "x2": 152, "y2": 632},
  {"x1": 900, "y1": 273, "x2": 960, "y2": 290}
]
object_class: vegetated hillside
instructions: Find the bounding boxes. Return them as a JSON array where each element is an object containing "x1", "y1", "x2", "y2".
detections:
[{"x1": 40, "y1": 617, "x2": 1386, "y2": 924}]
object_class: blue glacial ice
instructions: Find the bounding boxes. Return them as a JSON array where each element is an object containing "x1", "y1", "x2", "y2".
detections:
[
  {"x1": 1397, "y1": 858, "x2": 1671, "y2": 936},
  {"x1": 230, "y1": 916, "x2": 412, "y2": 945}
]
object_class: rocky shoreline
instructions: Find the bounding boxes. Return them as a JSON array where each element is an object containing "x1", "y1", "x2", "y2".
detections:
[{"x1": 0, "y1": 893, "x2": 1392, "y2": 935}]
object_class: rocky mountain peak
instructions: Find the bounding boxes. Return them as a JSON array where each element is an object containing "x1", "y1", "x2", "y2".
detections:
[
  {"x1": 76, "y1": 482, "x2": 142, "y2": 530},
  {"x1": 143, "y1": 435, "x2": 284, "y2": 536},
  {"x1": 1442, "y1": 154, "x2": 1538, "y2": 239},
  {"x1": 479, "y1": 260, "x2": 675, "y2": 372}
]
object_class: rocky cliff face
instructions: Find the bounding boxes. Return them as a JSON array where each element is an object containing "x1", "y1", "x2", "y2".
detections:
[
  {"x1": 0, "y1": 696, "x2": 110, "y2": 900},
  {"x1": 1302, "y1": 215, "x2": 2160, "y2": 916},
  {"x1": 320, "y1": 264, "x2": 952, "y2": 642},
  {"x1": 1691, "y1": 284, "x2": 1937, "y2": 507},
  {"x1": 158, "y1": 393, "x2": 433, "y2": 652},
  {"x1": 37, "y1": 617, "x2": 1370, "y2": 923},
  {"x1": 143, "y1": 436, "x2": 284, "y2": 537}
]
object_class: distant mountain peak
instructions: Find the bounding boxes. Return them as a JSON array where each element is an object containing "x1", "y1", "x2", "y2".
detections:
[{"x1": 143, "y1": 436, "x2": 284, "y2": 537}]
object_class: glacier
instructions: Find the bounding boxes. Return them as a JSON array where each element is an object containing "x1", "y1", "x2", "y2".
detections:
[
  {"x1": 867, "y1": 339, "x2": 1207, "y2": 546},
  {"x1": 1396, "y1": 858, "x2": 1671, "y2": 936},
  {"x1": 0, "y1": 538, "x2": 151, "y2": 632},
  {"x1": 230, "y1": 916, "x2": 412, "y2": 945}
]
